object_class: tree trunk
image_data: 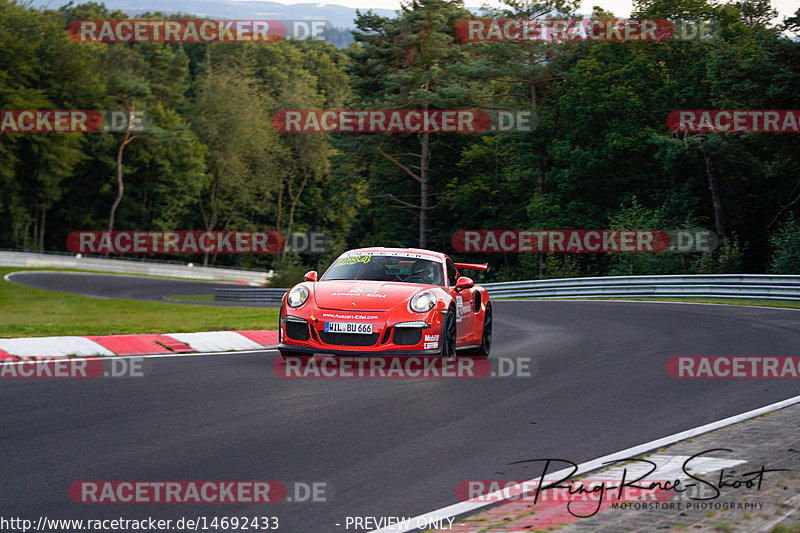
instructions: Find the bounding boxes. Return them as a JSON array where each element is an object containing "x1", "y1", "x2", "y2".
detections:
[
  {"x1": 200, "y1": 179, "x2": 218, "y2": 266},
  {"x1": 108, "y1": 102, "x2": 138, "y2": 257},
  {"x1": 419, "y1": 130, "x2": 429, "y2": 248},
  {"x1": 109, "y1": 143, "x2": 126, "y2": 232},
  {"x1": 32, "y1": 208, "x2": 38, "y2": 251},
  {"x1": 202, "y1": 206, "x2": 217, "y2": 267},
  {"x1": 701, "y1": 142, "x2": 725, "y2": 240},
  {"x1": 537, "y1": 172, "x2": 544, "y2": 278},
  {"x1": 282, "y1": 172, "x2": 310, "y2": 262},
  {"x1": 38, "y1": 208, "x2": 46, "y2": 252}
]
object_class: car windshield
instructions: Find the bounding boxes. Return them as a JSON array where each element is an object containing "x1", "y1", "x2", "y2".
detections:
[{"x1": 321, "y1": 254, "x2": 444, "y2": 286}]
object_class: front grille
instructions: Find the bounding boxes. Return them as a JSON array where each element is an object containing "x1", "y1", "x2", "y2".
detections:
[
  {"x1": 286, "y1": 321, "x2": 310, "y2": 341},
  {"x1": 318, "y1": 332, "x2": 380, "y2": 346},
  {"x1": 393, "y1": 328, "x2": 422, "y2": 345}
]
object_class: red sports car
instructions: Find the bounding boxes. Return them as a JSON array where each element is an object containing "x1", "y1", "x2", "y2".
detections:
[{"x1": 278, "y1": 247, "x2": 492, "y2": 359}]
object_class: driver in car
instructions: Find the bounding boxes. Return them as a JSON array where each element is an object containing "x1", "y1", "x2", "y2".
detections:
[{"x1": 407, "y1": 259, "x2": 440, "y2": 285}]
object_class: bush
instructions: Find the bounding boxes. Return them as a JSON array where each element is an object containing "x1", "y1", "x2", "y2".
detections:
[
  {"x1": 692, "y1": 236, "x2": 745, "y2": 274},
  {"x1": 268, "y1": 255, "x2": 311, "y2": 288},
  {"x1": 769, "y1": 214, "x2": 800, "y2": 274}
]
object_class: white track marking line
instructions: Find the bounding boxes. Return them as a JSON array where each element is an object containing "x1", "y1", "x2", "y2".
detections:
[{"x1": 368, "y1": 393, "x2": 800, "y2": 533}]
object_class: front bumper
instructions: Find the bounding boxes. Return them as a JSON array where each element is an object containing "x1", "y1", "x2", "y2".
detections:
[
  {"x1": 277, "y1": 344, "x2": 442, "y2": 357},
  {"x1": 279, "y1": 305, "x2": 444, "y2": 355}
]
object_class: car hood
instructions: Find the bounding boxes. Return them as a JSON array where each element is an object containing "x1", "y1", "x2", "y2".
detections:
[{"x1": 312, "y1": 280, "x2": 431, "y2": 311}]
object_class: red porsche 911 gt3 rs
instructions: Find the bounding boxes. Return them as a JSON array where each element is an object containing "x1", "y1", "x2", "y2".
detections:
[{"x1": 278, "y1": 247, "x2": 492, "y2": 359}]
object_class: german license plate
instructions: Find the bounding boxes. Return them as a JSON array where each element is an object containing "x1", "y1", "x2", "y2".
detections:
[{"x1": 324, "y1": 322, "x2": 373, "y2": 334}]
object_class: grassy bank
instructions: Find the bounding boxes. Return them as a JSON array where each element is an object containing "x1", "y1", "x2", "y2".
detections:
[{"x1": 0, "y1": 268, "x2": 278, "y2": 338}]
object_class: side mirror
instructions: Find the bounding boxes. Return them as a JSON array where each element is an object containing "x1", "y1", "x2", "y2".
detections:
[
  {"x1": 303, "y1": 271, "x2": 318, "y2": 282},
  {"x1": 454, "y1": 276, "x2": 474, "y2": 293}
]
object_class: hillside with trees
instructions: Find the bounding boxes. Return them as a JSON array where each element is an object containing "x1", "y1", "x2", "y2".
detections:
[{"x1": 0, "y1": 0, "x2": 798, "y2": 280}]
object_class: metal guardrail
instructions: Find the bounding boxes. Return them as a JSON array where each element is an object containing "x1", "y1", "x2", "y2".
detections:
[
  {"x1": 213, "y1": 274, "x2": 800, "y2": 303},
  {"x1": 214, "y1": 288, "x2": 287, "y2": 303},
  {"x1": 0, "y1": 251, "x2": 270, "y2": 283},
  {"x1": 482, "y1": 274, "x2": 800, "y2": 301}
]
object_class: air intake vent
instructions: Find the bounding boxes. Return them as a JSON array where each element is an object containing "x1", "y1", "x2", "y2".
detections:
[
  {"x1": 393, "y1": 328, "x2": 422, "y2": 345},
  {"x1": 286, "y1": 321, "x2": 310, "y2": 341}
]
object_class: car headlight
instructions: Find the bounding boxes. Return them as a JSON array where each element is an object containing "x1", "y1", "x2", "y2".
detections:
[
  {"x1": 410, "y1": 291, "x2": 437, "y2": 313},
  {"x1": 287, "y1": 286, "x2": 310, "y2": 308}
]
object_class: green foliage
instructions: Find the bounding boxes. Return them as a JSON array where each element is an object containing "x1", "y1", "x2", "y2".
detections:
[
  {"x1": 693, "y1": 236, "x2": 745, "y2": 274},
  {"x1": 191, "y1": 62, "x2": 280, "y2": 233},
  {"x1": 769, "y1": 215, "x2": 800, "y2": 274},
  {"x1": 1, "y1": 0, "x2": 799, "y2": 281},
  {"x1": 268, "y1": 254, "x2": 311, "y2": 288},
  {"x1": 607, "y1": 198, "x2": 705, "y2": 275},
  {"x1": 0, "y1": 3, "x2": 353, "y2": 274},
  {"x1": 542, "y1": 254, "x2": 584, "y2": 279}
]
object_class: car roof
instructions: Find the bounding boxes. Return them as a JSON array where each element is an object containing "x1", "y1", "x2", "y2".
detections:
[{"x1": 342, "y1": 247, "x2": 447, "y2": 261}]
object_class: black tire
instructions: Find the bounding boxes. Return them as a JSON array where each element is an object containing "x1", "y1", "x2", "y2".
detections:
[
  {"x1": 468, "y1": 303, "x2": 492, "y2": 357},
  {"x1": 439, "y1": 308, "x2": 457, "y2": 359}
]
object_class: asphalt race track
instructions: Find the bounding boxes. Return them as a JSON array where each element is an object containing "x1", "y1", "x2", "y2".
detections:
[
  {"x1": 4, "y1": 289, "x2": 800, "y2": 531},
  {"x1": 6, "y1": 271, "x2": 266, "y2": 306}
]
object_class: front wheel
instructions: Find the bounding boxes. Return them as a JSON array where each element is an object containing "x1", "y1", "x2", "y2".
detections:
[
  {"x1": 468, "y1": 303, "x2": 492, "y2": 357},
  {"x1": 439, "y1": 308, "x2": 457, "y2": 359}
]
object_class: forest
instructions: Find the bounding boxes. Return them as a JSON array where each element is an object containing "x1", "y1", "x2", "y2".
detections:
[{"x1": 1, "y1": 0, "x2": 798, "y2": 282}]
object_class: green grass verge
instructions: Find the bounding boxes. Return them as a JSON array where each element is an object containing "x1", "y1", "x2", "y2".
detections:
[
  {"x1": 165, "y1": 294, "x2": 216, "y2": 303},
  {"x1": 0, "y1": 267, "x2": 278, "y2": 338},
  {"x1": 498, "y1": 296, "x2": 800, "y2": 310}
]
